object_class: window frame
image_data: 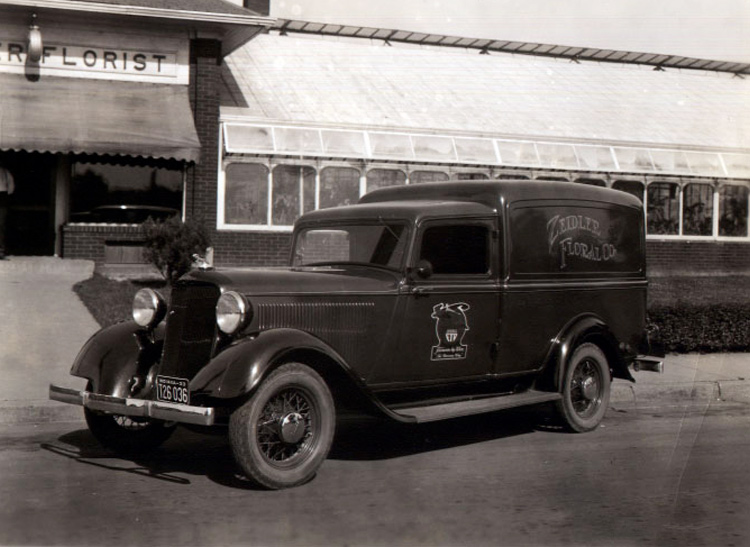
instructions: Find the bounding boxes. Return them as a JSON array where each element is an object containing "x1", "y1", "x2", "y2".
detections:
[
  {"x1": 411, "y1": 218, "x2": 497, "y2": 281},
  {"x1": 644, "y1": 178, "x2": 750, "y2": 242}
]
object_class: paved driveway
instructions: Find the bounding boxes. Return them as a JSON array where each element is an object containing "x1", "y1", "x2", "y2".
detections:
[{"x1": 0, "y1": 257, "x2": 98, "y2": 421}]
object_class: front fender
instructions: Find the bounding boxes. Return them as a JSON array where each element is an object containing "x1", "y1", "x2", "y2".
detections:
[
  {"x1": 71, "y1": 321, "x2": 164, "y2": 398},
  {"x1": 191, "y1": 328, "x2": 354, "y2": 401}
]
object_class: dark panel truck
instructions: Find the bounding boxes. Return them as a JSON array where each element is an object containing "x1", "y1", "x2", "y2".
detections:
[{"x1": 50, "y1": 181, "x2": 663, "y2": 489}]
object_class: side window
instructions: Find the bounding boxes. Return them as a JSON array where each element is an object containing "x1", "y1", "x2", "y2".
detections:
[{"x1": 419, "y1": 224, "x2": 490, "y2": 275}]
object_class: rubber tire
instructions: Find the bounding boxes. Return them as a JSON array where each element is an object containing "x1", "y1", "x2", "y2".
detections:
[
  {"x1": 555, "y1": 343, "x2": 611, "y2": 433},
  {"x1": 229, "y1": 363, "x2": 336, "y2": 490},
  {"x1": 84, "y1": 407, "x2": 176, "y2": 455}
]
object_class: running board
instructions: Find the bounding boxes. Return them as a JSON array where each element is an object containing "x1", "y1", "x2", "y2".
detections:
[{"x1": 391, "y1": 390, "x2": 562, "y2": 423}]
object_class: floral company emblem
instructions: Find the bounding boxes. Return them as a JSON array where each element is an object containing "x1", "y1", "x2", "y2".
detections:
[{"x1": 431, "y1": 302, "x2": 470, "y2": 361}]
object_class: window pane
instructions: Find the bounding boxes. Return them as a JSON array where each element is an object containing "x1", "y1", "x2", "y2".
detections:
[
  {"x1": 575, "y1": 145, "x2": 616, "y2": 170},
  {"x1": 647, "y1": 182, "x2": 679, "y2": 235},
  {"x1": 496, "y1": 140, "x2": 539, "y2": 166},
  {"x1": 274, "y1": 128, "x2": 323, "y2": 154},
  {"x1": 536, "y1": 143, "x2": 578, "y2": 169},
  {"x1": 455, "y1": 138, "x2": 497, "y2": 163},
  {"x1": 366, "y1": 169, "x2": 406, "y2": 193},
  {"x1": 613, "y1": 180, "x2": 644, "y2": 202},
  {"x1": 420, "y1": 225, "x2": 489, "y2": 275},
  {"x1": 455, "y1": 172, "x2": 489, "y2": 180},
  {"x1": 321, "y1": 130, "x2": 367, "y2": 156},
  {"x1": 412, "y1": 135, "x2": 456, "y2": 161},
  {"x1": 682, "y1": 183, "x2": 713, "y2": 236},
  {"x1": 293, "y1": 223, "x2": 408, "y2": 269},
  {"x1": 686, "y1": 152, "x2": 724, "y2": 177},
  {"x1": 719, "y1": 185, "x2": 749, "y2": 237},
  {"x1": 225, "y1": 163, "x2": 268, "y2": 225},
  {"x1": 368, "y1": 132, "x2": 413, "y2": 159},
  {"x1": 614, "y1": 148, "x2": 654, "y2": 172},
  {"x1": 722, "y1": 153, "x2": 750, "y2": 178},
  {"x1": 651, "y1": 150, "x2": 691, "y2": 174},
  {"x1": 320, "y1": 167, "x2": 360, "y2": 209},
  {"x1": 224, "y1": 125, "x2": 274, "y2": 153},
  {"x1": 272, "y1": 165, "x2": 315, "y2": 226},
  {"x1": 410, "y1": 171, "x2": 449, "y2": 184},
  {"x1": 71, "y1": 163, "x2": 182, "y2": 222}
]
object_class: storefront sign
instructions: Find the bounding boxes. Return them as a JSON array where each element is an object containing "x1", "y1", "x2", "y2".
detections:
[{"x1": 0, "y1": 40, "x2": 179, "y2": 81}]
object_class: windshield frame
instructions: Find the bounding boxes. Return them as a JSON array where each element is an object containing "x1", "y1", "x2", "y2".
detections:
[{"x1": 290, "y1": 220, "x2": 412, "y2": 272}]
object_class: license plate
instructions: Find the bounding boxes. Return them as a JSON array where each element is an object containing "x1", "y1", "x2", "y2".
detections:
[{"x1": 155, "y1": 375, "x2": 190, "y2": 405}]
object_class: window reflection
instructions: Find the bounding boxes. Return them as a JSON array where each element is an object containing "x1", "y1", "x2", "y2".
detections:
[
  {"x1": 682, "y1": 184, "x2": 714, "y2": 236},
  {"x1": 366, "y1": 169, "x2": 406, "y2": 193},
  {"x1": 71, "y1": 163, "x2": 182, "y2": 222},
  {"x1": 225, "y1": 163, "x2": 268, "y2": 225},
  {"x1": 719, "y1": 186, "x2": 749, "y2": 237},
  {"x1": 647, "y1": 182, "x2": 679, "y2": 235},
  {"x1": 319, "y1": 167, "x2": 360, "y2": 209},
  {"x1": 410, "y1": 171, "x2": 449, "y2": 184},
  {"x1": 272, "y1": 165, "x2": 315, "y2": 226}
]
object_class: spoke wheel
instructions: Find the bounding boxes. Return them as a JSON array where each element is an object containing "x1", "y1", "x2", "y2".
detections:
[
  {"x1": 230, "y1": 363, "x2": 335, "y2": 490},
  {"x1": 555, "y1": 343, "x2": 610, "y2": 432},
  {"x1": 83, "y1": 383, "x2": 176, "y2": 454},
  {"x1": 84, "y1": 408, "x2": 175, "y2": 454}
]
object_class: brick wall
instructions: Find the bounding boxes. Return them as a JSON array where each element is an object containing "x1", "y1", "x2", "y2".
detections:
[
  {"x1": 212, "y1": 231, "x2": 292, "y2": 267},
  {"x1": 647, "y1": 240, "x2": 750, "y2": 276},
  {"x1": 186, "y1": 39, "x2": 221, "y2": 231},
  {"x1": 63, "y1": 224, "x2": 145, "y2": 267}
]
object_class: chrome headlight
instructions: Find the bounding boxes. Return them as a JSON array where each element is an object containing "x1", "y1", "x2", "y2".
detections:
[
  {"x1": 132, "y1": 288, "x2": 167, "y2": 328},
  {"x1": 216, "y1": 291, "x2": 251, "y2": 335}
]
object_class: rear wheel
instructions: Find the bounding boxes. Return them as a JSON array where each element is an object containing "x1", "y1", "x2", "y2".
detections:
[
  {"x1": 229, "y1": 363, "x2": 335, "y2": 490},
  {"x1": 555, "y1": 343, "x2": 611, "y2": 432}
]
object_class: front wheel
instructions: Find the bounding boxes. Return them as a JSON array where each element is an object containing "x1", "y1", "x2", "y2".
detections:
[
  {"x1": 84, "y1": 407, "x2": 176, "y2": 454},
  {"x1": 229, "y1": 363, "x2": 336, "y2": 490},
  {"x1": 555, "y1": 343, "x2": 611, "y2": 432}
]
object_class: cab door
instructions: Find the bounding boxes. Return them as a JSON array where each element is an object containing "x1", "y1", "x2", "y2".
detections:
[{"x1": 371, "y1": 218, "x2": 500, "y2": 385}]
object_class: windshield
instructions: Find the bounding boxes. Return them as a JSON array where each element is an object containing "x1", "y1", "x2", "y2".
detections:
[{"x1": 292, "y1": 222, "x2": 409, "y2": 270}]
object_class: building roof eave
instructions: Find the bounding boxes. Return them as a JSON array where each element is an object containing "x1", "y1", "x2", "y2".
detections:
[{"x1": 0, "y1": 0, "x2": 276, "y2": 29}]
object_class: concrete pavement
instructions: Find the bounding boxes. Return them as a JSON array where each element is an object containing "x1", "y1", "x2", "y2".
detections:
[
  {"x1": 0, "y1": 257, "x2": 94, "y2": 423},
  {"x1": 0, "y1": 257, "x2": 748, "y2": 424}
]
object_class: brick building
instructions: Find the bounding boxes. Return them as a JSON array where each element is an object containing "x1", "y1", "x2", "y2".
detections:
[{"x1": 1, "y1": 2, "x2": 748, "y2": 276}]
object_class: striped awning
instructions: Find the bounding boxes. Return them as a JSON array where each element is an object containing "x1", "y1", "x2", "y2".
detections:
[{"x1": 0, "y1": 73, "x2": 201, "y2": 163}]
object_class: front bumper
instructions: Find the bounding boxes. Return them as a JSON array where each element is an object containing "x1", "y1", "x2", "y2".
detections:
[{"x1": 49, "y1": 384, "x2": 216, "y2": 426}]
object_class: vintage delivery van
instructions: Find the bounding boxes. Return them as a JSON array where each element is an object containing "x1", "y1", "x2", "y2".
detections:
[{"x1": 50, "y1": 180, "x2": 662, "y2": 489}]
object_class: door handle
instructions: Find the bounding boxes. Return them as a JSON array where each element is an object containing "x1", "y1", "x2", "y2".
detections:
[{"x1": 411, "y1": 286, "x2": 429, "y2": 297}]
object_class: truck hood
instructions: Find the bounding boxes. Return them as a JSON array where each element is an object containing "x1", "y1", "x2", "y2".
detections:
[{"x1": 179, "y1": 266, "x2": 402, "y2": 296}]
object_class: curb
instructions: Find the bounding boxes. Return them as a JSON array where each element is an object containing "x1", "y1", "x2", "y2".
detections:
[
  {"x1": 0, "y1": 401, "x2": 84, "y2": 425},
  {"x1": 610, "y1": 379, "x2": 750, "y2": 406}
]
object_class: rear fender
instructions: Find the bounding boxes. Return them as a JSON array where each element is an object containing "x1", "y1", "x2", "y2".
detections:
[
  {"x1": 71, "y1": 321, "x2": 164, "y2": 398},
  {"x1": 538, "y1": 314, "x2": 631, "y2": 391}
]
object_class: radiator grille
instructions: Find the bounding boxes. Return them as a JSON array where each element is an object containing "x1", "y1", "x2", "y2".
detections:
[{"x1": 159, "y1": 284, "x2": 220, "y2": 380}]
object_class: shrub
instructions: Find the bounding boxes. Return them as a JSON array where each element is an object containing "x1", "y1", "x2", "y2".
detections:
[
  {"x1": 143, "y1": 217, "x2": 211, "y2": 285},
  {"x1": 648, "y1": 304, "x2": 750, "y2": 353}
]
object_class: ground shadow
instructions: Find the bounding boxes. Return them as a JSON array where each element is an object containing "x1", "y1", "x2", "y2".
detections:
[{"x1": 42, "y1": 405, "x2": 554, "y2": 489}]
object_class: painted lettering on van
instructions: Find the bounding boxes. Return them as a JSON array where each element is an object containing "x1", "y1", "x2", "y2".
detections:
[{"x1": 547, "y1": 214, "x2": 617, "y2": 269}]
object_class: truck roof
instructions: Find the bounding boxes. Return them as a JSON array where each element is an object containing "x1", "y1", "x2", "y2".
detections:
[
  {"x1": 297, "y1": 199, "x2": 496, "y2": 224},
  {"x1": 358, "y1": 180, "x2": 643, "y2": 210}
]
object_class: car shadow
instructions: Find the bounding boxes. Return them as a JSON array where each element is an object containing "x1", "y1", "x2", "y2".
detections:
[
  {"x1": 41, "y1": 405, "x2": 557, "y2": 490},
  {"x1": 330, "y1": 405, "x2": 554, "y2": 460}
]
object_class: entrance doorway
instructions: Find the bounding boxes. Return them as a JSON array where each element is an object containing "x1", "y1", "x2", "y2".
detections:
[{"x1": 0, "y1": 151, "x2": 56, "y2": 256}]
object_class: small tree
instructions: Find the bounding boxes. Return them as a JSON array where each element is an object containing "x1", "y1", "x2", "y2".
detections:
[{"x1": 143, "y1": 217, "x2": 211, "y2": 285}]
